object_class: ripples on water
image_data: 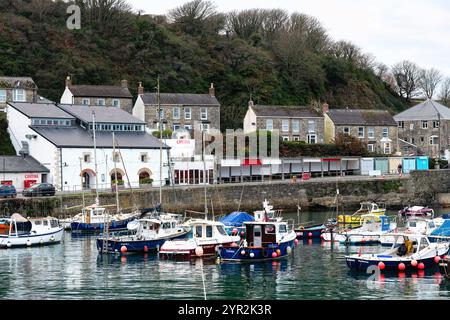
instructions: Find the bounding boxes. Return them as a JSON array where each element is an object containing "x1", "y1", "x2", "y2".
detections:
[{"x1": 0, "y1": 211, "x2": 449, "y2": 300}]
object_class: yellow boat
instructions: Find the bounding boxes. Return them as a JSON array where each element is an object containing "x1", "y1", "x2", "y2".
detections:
[{"x1": 338, "y1": 202, "x2": 386, "y2": 225}]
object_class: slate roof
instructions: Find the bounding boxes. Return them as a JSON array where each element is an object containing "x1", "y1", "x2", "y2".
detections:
[
  {"x1": 58, "y1": 104, "x2": 145, "y2": 124},
  {"x1": 68, "y1": 85, "x2": 132, "y2": 99},
  {"x1": 327, "y1": 109, "x2": 397, "y2": 126},
  {"x1": 141, "y1": 93, "x2": 220, "y2": 106},
  {"x1": 394, "y1": 100, "x2": 450, "y2": 121},
  {"x1": 251, "y1": 105, "x2": 322, "y2": 118},
  {"x1": 31, "y1": 126, "x2": 169, "y2": 149},
  {"x1": 0, "y1": 77, "x2": 37, "y2": 90},
  {"x1": 0, "y1": 156, "x2": 49, "y2": 173},
  {"x1": 8, "y1": 102, "x2": 75, "y2": 119}
]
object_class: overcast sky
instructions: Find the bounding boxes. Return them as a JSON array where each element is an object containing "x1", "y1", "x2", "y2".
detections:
[{"x1": 130, "y1": 0, "x2": 450, "y2": 78}]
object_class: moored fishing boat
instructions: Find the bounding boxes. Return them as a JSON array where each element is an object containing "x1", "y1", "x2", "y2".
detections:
[
  {"x1": 217, "y1": 220, "x2": 297, "y2": 263},
  {"x1": 322, "y1": 214, "x2": 397, "y2": 245},
  {"x1": 398, "y1": 206, "x2": 434, "y2": 219},
  {"x1": 345, "y1": 234, "x2": 450, "y2": 272},
  {"x1": 96, "y1": 213, "x2": 189, "y2": 254},
  {"x1": 0, "y1": 214, "x2": 63, "y2": 248},
  {"x1": 379, "y1": 217, "x2": 437, "y2": 246},
  {"x1": 338, "y1": 202, "x2": 386, "y2": 225},
  {"x1": 159, "y1": 219, "x2": 240, "y2": 259}
]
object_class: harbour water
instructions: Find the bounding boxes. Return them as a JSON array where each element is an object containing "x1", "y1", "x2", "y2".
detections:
[{"x1": 0, "y1": 211, "x2": 449, "y2": 300}]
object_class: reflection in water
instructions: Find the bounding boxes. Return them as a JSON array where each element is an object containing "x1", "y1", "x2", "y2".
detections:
[{"x1": 0, "y1": 211, "x2": 448, "y2": 299}]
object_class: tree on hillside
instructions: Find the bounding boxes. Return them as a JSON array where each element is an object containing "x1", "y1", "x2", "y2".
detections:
[
  {"x1": 419, "y1": 68, "x2": 443, "y2": 99},
  {"x1": 334, "y1": 133, "x2": 368, "y2": 156},
  {"x1": 392, "y1": 60, "x2": 422, "y2": 102},
  {"x1": 439, "y1": 78, "x2": 450, "y2": 106}
]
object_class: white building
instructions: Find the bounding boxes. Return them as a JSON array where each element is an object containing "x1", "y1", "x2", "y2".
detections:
[
  {"x1": 7, "y1": 102, "x2": 169, "y2": 191},
  {"x1": 0, "y1": 155, "x2": 50, "y2": 191}
]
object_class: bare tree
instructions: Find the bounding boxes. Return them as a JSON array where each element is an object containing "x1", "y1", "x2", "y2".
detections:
[
  {"x1": 439, "y1": 77, "x2": 450, "y2": 106},
  {"x1": 392, "y1": 60, "x2": 422, "y2": 102},
  {"x1": 419, "y1": 68, "x2": 443, "y2": 99},
  {"x1": 226, "y1": 9, "x2": 265, "y2": 40}
]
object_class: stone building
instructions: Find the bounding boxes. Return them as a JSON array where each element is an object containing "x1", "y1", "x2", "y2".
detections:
[
  {"x1": 132, "y1": 83, "x2": 221, "y2": 133},
  {"x1": 394, "y1": 99, "x2": 450, "y2": 159},
  {"x1": 243, "y1": 102, "x2": 324, "y2": 143},
  {"x1": 324, "y1": 108, "x2": 398, "y2": 154},
  {"x1": 60, "y1": 76, "x2": 133, "y2": 113},
  {"x1": 0, "y1": 77, "x2": 38, "y2": 112}
]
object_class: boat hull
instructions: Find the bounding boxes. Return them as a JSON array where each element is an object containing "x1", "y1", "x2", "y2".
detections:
[
  {"x1": 160, "y1": 241, "x2": 236, "y2": 260},
  {"x1": 346, "y1": 256, "x2": 439, "y2": 272},
  {"x1": 295, "y1": 225, "x2": 325, "y2": 239},
  {"x1": 96, "y1": 231, "x2": 189, "y2": 254},
  {"x1": 0, "y1": 228, "x2": 64, "y2": 248},
  {"x1": 71, "y1": 217, "x2": 134, "y2": 233},
  {"x1": 219, "y1": 240, "x2": 295, "y2": 262}
]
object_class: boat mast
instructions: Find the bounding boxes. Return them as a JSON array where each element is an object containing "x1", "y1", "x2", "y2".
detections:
[
  {"x1": 202, "y1": 125, "x2": 208, "y2": 216},
  {"x1": 79, "y1": 157, "x2": 85, "y2": 208},
  {"x1": 112, "y1": 132, "x2": 120, "y2": 214},
  {"x1": 92, "y1": 110, "x2": 99, "y2": 205},
  {"x1": 157, "y1": 76, "x2": 163, "y2": 206}
]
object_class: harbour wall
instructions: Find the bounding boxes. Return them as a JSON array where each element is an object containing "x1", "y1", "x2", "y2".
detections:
[{"x1": 1, "y1": 170, "x2": 450, "y2": 217}]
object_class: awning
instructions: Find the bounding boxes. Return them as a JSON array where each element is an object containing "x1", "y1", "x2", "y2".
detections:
[
  {"x1": 322, "y1": 158, "x2": 341, "y2": 162},
  {"x1": 242, "y1": 159, "x2": 262, "y2": 166}
]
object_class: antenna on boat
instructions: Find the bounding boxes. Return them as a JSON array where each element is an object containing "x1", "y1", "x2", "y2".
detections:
[{"x1": 92, "y1": 110, "x2": 100, "y2": 206}]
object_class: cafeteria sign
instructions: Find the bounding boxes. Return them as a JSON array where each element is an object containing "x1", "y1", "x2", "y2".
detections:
[{"x1": 25, "y1": 174, "x2": 39, "y2": 179}]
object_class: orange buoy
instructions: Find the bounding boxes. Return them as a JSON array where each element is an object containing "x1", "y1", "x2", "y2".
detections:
[
  {"x1": 378, "y1": 262, "x2": 385, "y2": 270},
  {"x1": 398, "y1": 263, "x2": 406, "y2": 271},
  {"x1": 120, "y1": 246, "x2": 127, "y2": 253}
]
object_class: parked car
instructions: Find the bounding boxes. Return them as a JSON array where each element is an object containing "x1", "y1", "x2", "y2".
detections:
[
  {"x1": 0, "y1": 185, "x2": 17, "y2": 198},
  {"x1": 22, "y1": 183, "x2": 56, "y2": 197}
]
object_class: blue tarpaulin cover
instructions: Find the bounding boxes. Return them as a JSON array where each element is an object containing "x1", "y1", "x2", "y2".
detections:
[
  {"x1": 431, "y1": 219, "x2": 450, "y2": 237},
  {"x1": 219, "y1": 212, "x2": 255, "y2": 227}
]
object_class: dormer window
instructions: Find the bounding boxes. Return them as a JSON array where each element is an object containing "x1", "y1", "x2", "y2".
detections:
[{"x1": 13, "y1": 89, "x2": 25, "y2": 102}]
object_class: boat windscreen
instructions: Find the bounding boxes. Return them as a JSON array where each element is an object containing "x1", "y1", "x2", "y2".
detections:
[{"x1": 15, "y1": 221, "x2": 32, "y2": 235}]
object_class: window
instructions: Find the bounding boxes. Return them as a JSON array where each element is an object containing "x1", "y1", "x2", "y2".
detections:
[
  {"x1": 0, "y1": 90, "x2": 6, "y2": 102},
  {"x1": 97, "y1": 99, "x2": 105, "y2": 106},
  {"x1": 420, "y1": 136, "x2": 425, "y2": 143},
  {"x1": 264, "y1": 225, "x2": 276, "y2": 234},
  {"x1": 13, "y1": 89, "x2": 25, "y2": 102},
  {"x1": 343, "y1": 127, "x2": 350, "y2": 134},
  {"x1": 308, "y1": 120, "x2": 316, "y2": 133},
  {"x1": 112, "y1": 99, "x2": 120, "y2": 108},
  {"x1": 398, "y1": 121, "x2": 404, "y2": 129},
  {"x1": 308, "y1": 134, "x2": 317, "y2": 144},
  {"x1": 430, "y1": 136, "x2": 439, "y2": 145},
  {"x1": 206, "y1": 226, "x2": 213, "y2": 238},
  {"x1": 384, "y1": 143, "x2": 391, "y2": 154},
  {"x1": 279, "y1": 225, "x2": 287, "y2": 233},
  {"x1": 184, "y1": 125, "x2": 192, "y2": 130},
  {"x1": 422, "y1": 121, "x2": 428, "y2": 129},
  {"x1": 195, "y1": 226, "x2": 202, "y2": 238},
  {"x1": 217, "y1": 226, "x2": 227, "y2": 236},
  {"x1": 82, "y1": 98, "x2": 90, "y2": 106},
  {"x1": 292, "y1": 120, "x2": 300, "y2": 133},
  {"x1": 140, "y1": 153, "x2": 148, "y2": 163},
  {"x1": 200, "y1": 107, "x2": 208, "y2": 120},
  {"x1": 358, "y1": 127, "x2": 364, "y2": 138},
  {"x1": 83, "y1": 153, "x2": 91, "y2": 163},
  {"x1": 411, "y1": 137, "x2": 415, "y2": 144},
  {"x1": 112, "y1": 152, "x2": 120, "y2": 163},
  {"x1": 368, "y1": 144, "x2": 375, "y2": 152},
  {"x1": 282, "y1": 119, "x2": 289, "y2": 132},
  {"x1": 410, "y1": 123, "x2": 414, "y2": 131},
  {"x1": 173, "y1": 107, "x2": 180, "y2": 119},
  {"x1": 368, "y1": 127, "x2": 375, "y2": 140},
  {"x1": 433, "y1": 121, "x2": 440, "y2": 129},
  {"x1": 173, "y1": 124, "x2": 181, "y2": 131},
  {"x1": 266, "y1": 119, "x2": 273, "y2": 131},
  {"x1": 382, "y1": 128, "x2": 389, "y2": 138},
  {"x1": 282, "y1": 136, "x2": 290, "y2": 142},
  {"x1": 293, "y1": 136, "x2": 300, "y2": 142},
  {"x1": 202, "y1": 123, "x2": 209, "y2": 132},
  {"x1": 184, "y1": 107, "x2": 192, "y2": 120}
]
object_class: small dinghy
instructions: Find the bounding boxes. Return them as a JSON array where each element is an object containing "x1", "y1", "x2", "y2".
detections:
[
  {"x1": 379, "y1": 218, "x2": 437, "y2": 246},
  {"x1": 96, "y1": 213, "x2": 189, "y2": 254},
  {"x1": 0, "y1": 214, "x2": 63, "y2": 248},
  {"x1": 159, "y1": 219, "x2": 240, "y2": 259},
  {"x1": 322, "y1": 214, "x2": 397, "y2": 245},
  {"x1": 345, "y1": 234, "x2": 450, "y2": 272},
  {"x1": 218, "y1": 219, "x2": 297, "y2": 263}
]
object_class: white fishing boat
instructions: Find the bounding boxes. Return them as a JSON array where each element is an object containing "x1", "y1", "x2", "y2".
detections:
[
  {"x1": 322, "y1": 214, "x2": 397, "y2": 245},
  {"x1": 346, "y1": 233, "x2": 450, "y2": 272},
  {"x1": 159, "y1": 219, "x2": 240, "y2": 259},
  {"x1": 0, "y1": 214, "x2": 63, "y2": 248},
  {"x1": 379, "y1": 218, "x2": 437, "y2": 246}
]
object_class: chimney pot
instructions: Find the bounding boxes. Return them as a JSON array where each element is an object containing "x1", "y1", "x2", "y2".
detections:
[
  {"x1": 209, "y1": 83, "x2": 215, "y2": 97},
  {"x1": 248, "y1": 99, "x2": 254, "y2": 107},
  {"x1": 121, "y1": 79, "x2": 128, "y2": 88},
  {"x1": 138, "y1": 82, "x2": 144, "y2": 95},
  {"x1": 65, "y1": 75, "x2": 72, "y2": 87},
  {"x1": 322, "y1": 103, "x2": 329, "y2": 114}
]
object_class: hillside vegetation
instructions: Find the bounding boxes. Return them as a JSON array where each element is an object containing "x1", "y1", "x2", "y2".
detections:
[{"x1": 0, "y1": 0, "x2": 409, "y2": 131}]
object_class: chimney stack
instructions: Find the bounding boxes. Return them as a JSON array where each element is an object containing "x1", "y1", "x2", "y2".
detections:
[
  {"x1": 248, "y1": 99, "x2": 254, "y2": 107},
  {"x1": 121, "y1": 79, "x2": 128, "y2": 89},
  {"x1": 209, "y1": 83, "x2": 215, "y2": 97},
  {"x1": 138, "y1": 82, "x2": 144, "y2": 95},
  {"x1": 322, "y1": 103, "x2": 329, "y2": 114},
  {"x1": 65, "y1": 75, "x2": 72, "y2": 87}
]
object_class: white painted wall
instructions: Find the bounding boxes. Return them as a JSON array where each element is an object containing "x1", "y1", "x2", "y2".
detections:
[
  {"x1": 0, "y1": 173, "x2": 46, "y2": 191},
  {"x1": 243, "y1": 106, "x2": 257, "y2": 134},
  {"x1": 60, "y1": 88, "x2": 74, "y2": 104},
  {"x1": 132, "y1": 95, "x2": 145, "y2": 122},
  {"x1": 165, "y1": 139, "x2": 195, "y2": 158}
]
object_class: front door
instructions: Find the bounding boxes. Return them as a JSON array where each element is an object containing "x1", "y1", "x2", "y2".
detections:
[{"x1": 253, "y1": 225, "x2": 262, "y2": 247}]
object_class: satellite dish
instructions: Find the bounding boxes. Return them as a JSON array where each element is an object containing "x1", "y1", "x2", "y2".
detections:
[{"x1": 172, "y1": 129, "x2": 191, "y2": 140}]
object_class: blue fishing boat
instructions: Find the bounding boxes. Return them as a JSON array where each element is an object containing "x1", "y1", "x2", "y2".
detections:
[
  {"x1": 295, "y1": 224, "x2": 326, "y2": 240},
  {"x1": 97, "y1": 214, "x2": 189, "y2": 254},
  {"x1": 218, "y1": 212, "x2": 297, "y2": 263}
]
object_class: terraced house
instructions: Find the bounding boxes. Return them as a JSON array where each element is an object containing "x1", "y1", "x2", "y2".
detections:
[
  {"x1": 133, "y1": 83, "x2": 221, "y2": 133},
  {"x1": 0, "y1": 77, "x2": 38, "y2": 112},
  {"x1": 243, "y1": 102, "x2": 324, "y2": 143},
  {"x1": 324, "y1": 108, "x2": 398, "y2": 154},
  {"x1": 60, "y1": 76, "x2": 133, "y2": 113},
  {"x1": 394, "y1": 100, "x2": 450, "y2": 159}
]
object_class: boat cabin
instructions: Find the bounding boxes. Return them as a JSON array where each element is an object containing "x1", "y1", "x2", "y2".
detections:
[
  {"x1": 185, "y1": 220, "x2": 228, "y2": 241},
  {"x1": 0, "y1": 214, "x2": 32, "y2": 237},
  {"x1": 388, "y1": 234, "x2": 430, "y2": 256},
  {"x1": 406, "y1": 218, "x2": 436, "y2": 234},
  {"x1": 82, "y1": 205, "x2": 107, "y2": 224},
  {"x1": 253, "y1": 200, "x2": 283, "y2": 222},
  {"x1": 360, "y1": 214, "x2": 393, "y2": 232},
  {"x1": 136, "y1": 218, "x2": 181, "y2": 237},
  {"x1": 244, "y1": 222, "x2": 289, "y2": 248},
  {"x1": 356, "y1": 202, "x2": 386, "y2": 215},
  {"x1": 30, "y1": 217, "x2": 60, "y2": 232}
]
